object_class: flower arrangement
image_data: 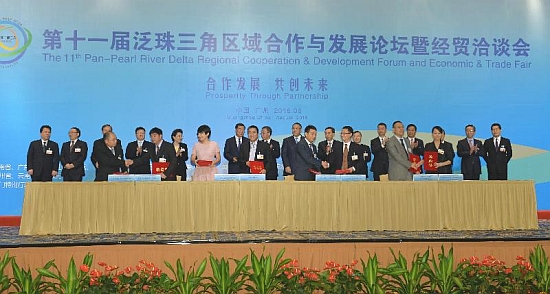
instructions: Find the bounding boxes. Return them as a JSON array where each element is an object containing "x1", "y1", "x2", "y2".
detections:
[{"x1": 0, "y1": 246, "x2": 548, "y2": 293}]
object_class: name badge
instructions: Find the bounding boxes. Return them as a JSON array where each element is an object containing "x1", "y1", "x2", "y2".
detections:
[
  {"x1": 351, "y1": 154, "x2": 359, "y2": 161},
  {"x1": 74, "y1": 148, "x2": 81, "y2": 153},
  {"x1": 181, "y1": 148, "x2": 185, "y2": 152},
  {"x1": 437, "y1": 149, "x2": 445, "y2": 154},
  {"x1": 117, "y1": 156, "x2": 121, "y2": 160},
  {"x1": 257, "y1": 154, "x2": 264, "y2": 160},
  {"x1": 46, "y1": 149, "x2": 53, "y2": 155},
  {"x1": 363, "y1": 152, "x2": 368, "y2": 158},
  {"x1": 159, "y1": 157, "x2": 167, "y2": 163},
  {"x1": 499, "y1": 147, "x2": 506, "y2": 152},
  {"x1": 143, "y1": 148, "x2": 148, "y2": 153}
]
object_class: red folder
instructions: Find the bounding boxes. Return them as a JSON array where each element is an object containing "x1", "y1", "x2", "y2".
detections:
[
  {"x1": 152, "y1": 162, "x2": 170, "y2": 174},
  {"x1": 423, "y1": 151, "x2": 438, "y2": 171},
  {"x1": 196, "y1": 160, "x2": 212, "y2": 167},
  {"x1": 409, "y1": 154, "x2": 421, "y2": 173},
  {"x1": 249, "y1": 161, "x2": 265, "y2": 174},
  {"x1": 335, "y1": 169, "x2": 352, "y2": 174},
  {"x1": 308, "y1": 168, "x2": 321, "y2": 175}
]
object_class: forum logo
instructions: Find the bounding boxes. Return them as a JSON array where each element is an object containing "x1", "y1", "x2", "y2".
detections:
[{"x1": 0, "y1": 18, "x2": 32, "y2": 67}]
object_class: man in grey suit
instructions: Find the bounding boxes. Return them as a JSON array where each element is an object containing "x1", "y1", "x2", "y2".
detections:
[{"x1": 387, "y1": 121, "x2": 417, "y2": 181}]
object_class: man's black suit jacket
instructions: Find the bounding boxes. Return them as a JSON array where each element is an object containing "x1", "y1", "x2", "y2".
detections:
[
  {"x1": 92, "y1": 137, "x2": 122, "y2": 168},
  {"x1": 94, "y1": 142, "x2": 126, "y2": 181},
  {"x1": 483, "y1": 137, "x2": 512, "y2": 180},
  {"x1": 60, "y1": 139, "x2": 88, "y2": 180},
  {"x1": 125, "y1": 141, "x2": 153, "y2": 174},
  {"x1": 150, "y1": 140, "x2": 178, "y2": 181},
  {"x1": 281, "y1": 135, "x2": 303, "y2": 176},
  {"x1": 224, "y1": 136, "x2": 249, "y2": 174},
  {"x1": 317, "y1": 140, "x2": 342, "y2": 174},
  {"x1": 294, "y1": 139, "x2": 321, "y2": 181},
  {"x1": 263, "y1": 139, "x2": 280, "y2": 180},
  {"x1": 334, "y1": 142, "x2": 366, "y2": 175},
  {"x1": 26, "y1": 140, "x2": 60, "y2": 181},
  {"x1": 354, "y1": 143, "x2": 372, "y2": 177},
  {"x1": 457, "y1": 138, "x2": 484, "y2": 180},
  {"x1": 238, "y1": 140, "x2": 272, "y2": 175},
  {"x1": 370, "y1": 137, "x2": 389, "y2": 174}
]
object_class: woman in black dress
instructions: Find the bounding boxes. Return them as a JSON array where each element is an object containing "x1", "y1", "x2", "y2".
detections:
[{"x1": 171, "y1": 129, "x2": 189, "y2": 181}]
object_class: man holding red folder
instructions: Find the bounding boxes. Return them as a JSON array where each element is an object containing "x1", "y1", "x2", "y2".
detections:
[
  {"x1": 386, "y1": 121, "x2": 418, "y2": 181},
  {"x1": 149, "y1": 127, "x2": 177, "y2": 181},
  {"x1": 238, "y1": 125, "x2": 271, "y2": 175}
]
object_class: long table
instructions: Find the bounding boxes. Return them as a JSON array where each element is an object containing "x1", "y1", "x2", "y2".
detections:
[{"x1": 19, "y1": 181, "x2": 538, "y2": 235}]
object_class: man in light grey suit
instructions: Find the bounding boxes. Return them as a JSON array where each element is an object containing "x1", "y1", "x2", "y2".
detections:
[{"x1": 387, "y1": 121, "x2": 417, "y2": 181}]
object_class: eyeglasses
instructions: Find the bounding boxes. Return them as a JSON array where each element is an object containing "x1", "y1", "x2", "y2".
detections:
[{"x1": 340, "y1": 132, "x2": 351, "y2": 135}]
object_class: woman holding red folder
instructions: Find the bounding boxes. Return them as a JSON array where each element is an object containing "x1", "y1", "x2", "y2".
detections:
[
  {"x1": 191, "y1": 125, "x2": 221, "y2": 181},
  {"x1": 424, "y1": 126, "x2": 455, "y2": 174}
]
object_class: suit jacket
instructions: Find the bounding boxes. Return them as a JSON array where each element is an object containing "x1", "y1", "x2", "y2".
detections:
[
  {"x1": 370, "y1": 137, "x2": 389, "y2": 174},
  {"x1": 263, "y1": 139, "x2": 280, "y2": 180},
  {"x1": 483, "y1": 136, "x2": 512, "y2": 170},
  {"x1": 125, "y1": 140, "x2": 153, "y2": 174},
  {"x1": 294, "y1": 139, "x2": 322, "y2": 181},
  {"x1": 26, "y1": 140, "x2": 60, "y2": 178},
  {"x1": 425, "y1": 141, "x2": 455, "y2": 174},
  {"x1": 238, "y1": 140, "x2": 272, "y2": 175},
  {"x1": 457, "y1": 138, "x2": 483, "y2": 177},
  {"x1": 94, "y1": 142, "x2": 126, "y2": 181},
  {"x1": 354, "y1": 143, "x2": 372, "y2": 176},
  {"x1": 150, "y1": 140, "x2": 178, "y2": 180},
  {"x1": 92, "y1": 137, "x2": 122, "y2": 168},
  {"x1": 386, "y1": 136, "x2": 413, "y2": 181},
  {"x1": 174, "y1": 142, "x2": 189, "y2": 177},
  {"x1": 224, "y1": 136, "x2": 249, "y2": 174},
  {"x1": 333, "y1": 142, "x2": 365, "y2": 174},
  {"x1": 317, "y1": 140, "x2": 342, "y2": 174},
  {"x1": 281, "y1": 135, "x2": 303, "y2": 175},
  {"x1": 60, "y1": 139, "x2": 88, "y2": 178}
]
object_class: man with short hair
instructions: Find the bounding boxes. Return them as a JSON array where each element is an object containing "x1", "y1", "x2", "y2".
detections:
[
  {"x1": 91, "y1": 124, "x2": 122, "y2": 171},
  {"x1": 294, "y1": 125, "x2": 329, "y2": 181},
  {"x1": 483, "y1": 123, "x2": 512, "y2": 180},
  {"x1": 281, "y1": 122, "x2": 303, "y2": 176},
  {"x1": 27, "y1": 125, "x2": 60, "y2": 182},
  {"x1": 238, "y1": 125, "x2": 272, "y2": 175},
  {"x1": 94, "y1": 131, "x2": 130, "y2": 181},
  {"x1": 317, "y1": 127, "x2": 342, "y2": 174},
  {"x1": 224, "y1": 123, "x2": 249, "y2": 174},
  {"x1": 370, "y1": 123, "x2": 389, "y2": 181},
  {"x1": 125, "y1": 127, "x2": 153, "y2": 174},
  {"x1": 352, "y1": 130, "x2": 371, "y2": 178},
  {"x1": 149, "y1": 127, "x2": 177, "y2": 181},
  {"x1": 336, "y1": 126, "x2": 365, "y2": 176},
  {"x1": 386, "y1": 121, "x2": 416, "y2": 181},
  {"x1": 261, "y1": 126, "x2": 280, "y2": 180},
  {"x1": 457, "y1": 124, "x2": 484, "y2": 180},
  {"x1": 60, "y1": 127, "x2": 88, "y2": 181}
]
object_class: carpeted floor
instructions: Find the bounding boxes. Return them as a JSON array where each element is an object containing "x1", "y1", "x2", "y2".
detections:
[{"x1": 1, "y1": 221, "x2": 548, "y2": 248}]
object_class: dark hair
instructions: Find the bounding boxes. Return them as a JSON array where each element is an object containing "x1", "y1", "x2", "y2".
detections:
[
  {"x1": 406, "y1": 124, "x2": 417, "y2": 131},
  {"x1": 392, "y1": 121, "x2": 403, "y2": 128},
  {"x1": 149, "y1": 127, "x2": 163, "y2": 136},
  {"x1": 40, "y1": 125, "x2": 51, "y2": 133},
  {"x1": 247, "y1": 125, "x2": 259, "y2": 133},
  {"x1": 235, "y1": 123, "x2": 245, "y2": 129},
  {"x1": 71, "y1": 127, "x2": 81, "y2": 138},
  {"x1": 325, "y1": 126, "x2": 335, "y2": 133},
  {"x1": 262, "y1": 126, "x2": 272, "y2": 135},
  {"x1": 103, "y1": 131, "x2": 115, "y2": 140},
  {"x1": 353, "y1": 131, "x2": 362, "y2": 136},
  {"x1": 377, "y1": 122, "x2": 387, "y2": 128},
  {"x1": 465, "y1": 124, "x2": 476, "y2": 131},
  {"x1": 101, "y1": 124, "x2": 112, "y2": 131},
  {"x1": 491, "y1": 123, "x2": 501, "y2": 130},
  {"x1": 135, "y1": 126, "x2": 145, "y2": 133},
  {"x1": 197, "y1": 124, "x2": 211, "y2": 138},
  {"x1": 342, "y1": 125, "x2": 354, "y2": 134},
  {"x1": 304, "y1": 125, "x2": 317, "y2": 133},
  {"x1": 432, "y1": 126, "x2": 444, "y2": 134},
  {"x1": 171, "y1": 128, "x2": 183, "y2": 141},
  {"x1": 292, "y1": 122, "x2": 302, "y2": 129}
]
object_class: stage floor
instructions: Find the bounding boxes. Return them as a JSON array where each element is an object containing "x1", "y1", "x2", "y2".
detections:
[{"x1": 1, "y1": 220, "x2": 549, "y2": 248}]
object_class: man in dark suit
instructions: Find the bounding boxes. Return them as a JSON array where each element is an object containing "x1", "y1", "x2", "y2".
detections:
[
  {"x1": 224, "y1": 123, "x2": 249, "y2": 174},
  {"x1": 261, "y1": 126, "x2": 280, "y2": 180},
  {"x1": 352, "y1": 131, "x2": 372, "y2": 178},
  {"x1": 294, "y1": 125, "x2": 329, "y2": 181},
  {"x1": 406, "y1": 124, "x2": 425, "y2": 173},
  {"x1": 26, "y1": 125, "x2": 60, "y2": 182},
  {"x1": 125, "y1": 127, "x2": 153, "y2": 174},
  {"x1": 335, "y1": 126, "x2": 366, "y2": 177},
  {"x1": 60, "y1": 127, "x2": 88, "y2": 181},
  {"x1": 281, "y1": 122, "x2": 303, "y2": 176},
  {"x1": 457, "y1": 124, "x2": 484, "y2": 180},
  {"x1": 94, "y1": 131, "x2": 129, "y2": 181},
  {"x1": 238, "y1": 125, "x2": 272, "y2": 175},
  {"x1": 370, "y1": 122, "x2": 389, "y2": 181},
  {"x1": 91, "y1": 124, "x2": 123, "y2": 172},
  {"x1": 317, "y1": 127, "x2": 342, "y2": 174},
  {"x1": 483, "y1": 123, "x2": 512, "y2": 180},
  {"x1": 149, "y1": 127, "x2": 177, "y2": 181}
]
